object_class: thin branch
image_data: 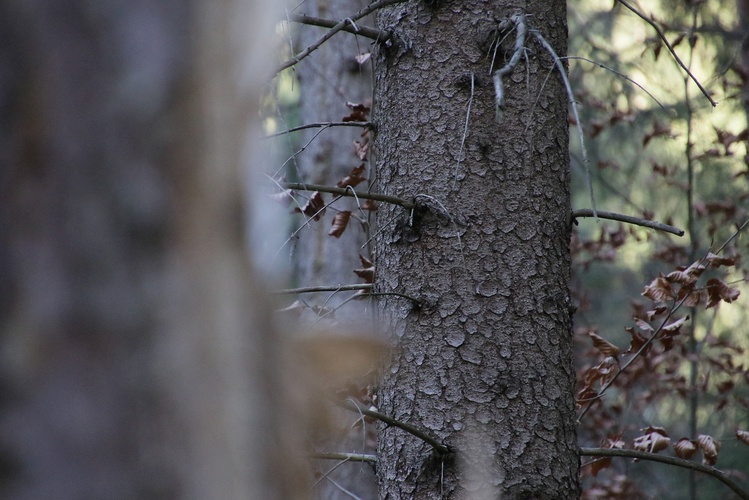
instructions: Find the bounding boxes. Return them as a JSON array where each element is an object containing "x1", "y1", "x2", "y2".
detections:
[
  {"x1": 274, "y1": 284, "x2": 372, "y2": 295},
  {"x1": 563, "y1": 56, "x2": 671, "y2": 114},
  {"x1": 309, "y1": 451, "x2": 376, "y2": 464},
  {"x1": 580, "y1": 448, "x2": 749, "y2": 500},
  {"x1": 493, "y1": 15, "x2": 527, "y2": 122},
  {"x1": 572, "y1": 209, "x2": 684, "y2": 236},
  {"x1": 531, "y1": 28, "x2": 597, "y2": 218},
  {"x1": 453, "y1": 72, "x2": 474, "y2": 190},
  {"x1": 369, "y1": 292, "x2": 422, "y2": 305},
  {"x1": 283, "y1": 182, "x2": 415, "y2": 209},
  {"x1": 714, "y1": 217, "x2": 749, "y2": 255},
  {"x1": 616, "y1": 0, "x2": 717, "y2": 107},
  {"x1": 339, "y1": 401, "x2": 450, "y2": 455},
  {"x1": 264, "y1": 121, "x2": 370, "y2": 139},
  {"x1": 275, "y1": 0, "x2": 406, "y2": 75},
  {"x1": 288, "y1": 14, "x2": 386, "y2": 41}
]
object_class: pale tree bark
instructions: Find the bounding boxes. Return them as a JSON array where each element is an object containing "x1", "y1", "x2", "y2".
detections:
[
  {"x1": 292, "y1": 1, "x2": 379, "y2": 498},
  {"x1": 0, "y1": 1, "x2": 295, "y2": 499},
  {"x1": 373, "y1": 1, "x2": 580, "y2": 498}
]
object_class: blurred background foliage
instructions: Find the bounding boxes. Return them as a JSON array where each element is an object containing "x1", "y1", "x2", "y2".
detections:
[{"x1": 569, "y1": 0, "x2": 749, "y2": 497}]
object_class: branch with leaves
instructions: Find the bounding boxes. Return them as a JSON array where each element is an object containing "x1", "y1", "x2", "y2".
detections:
[{"x1": 580, "y1": 447, "x2": 749, "y2": 499}]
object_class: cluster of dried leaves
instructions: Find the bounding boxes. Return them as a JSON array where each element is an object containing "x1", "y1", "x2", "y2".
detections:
[
  {"x1": 575, "y1": 246, "x2": 748, "y2": 483},
  {"x1": 282, "y1": 101, "x2": 376, "y2": 238}
]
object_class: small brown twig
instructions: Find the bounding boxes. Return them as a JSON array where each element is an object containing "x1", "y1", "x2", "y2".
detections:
[
  {"x1": 572, "y1": 209, "x2": 684, "y2": 236},
  {"x1": 339, "y1": 401, "x2": 450, "y2": 455},
  {"x1": 309, "y1": 451, "x2": 376, "y2": 464},
  {"x1": 275, "y1": 284, "x2": 372, "y2": 295},
  {"x1": 288, "y1": 14, "x2": 386, "y2": 41},
  {"x1": 263, "y1": 121, "x2": 370, "y2": 139},
  {"x1": 616, "y1": 0, "x2": 717, "y2": 107},
  {"x1": 283, "y1": 182, "x2": 415, "y2": 209}
]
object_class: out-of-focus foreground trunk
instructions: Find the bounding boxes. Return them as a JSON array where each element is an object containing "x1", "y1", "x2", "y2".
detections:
[{"x1": 0, "y1": 1, "x2": 291, "y2": 498}]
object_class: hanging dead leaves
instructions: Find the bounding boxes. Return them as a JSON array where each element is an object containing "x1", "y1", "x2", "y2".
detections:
[
  {"x1": 641, "y1": 253, "x2": 740, "y2": 309},
  {"x1": 294, "y1": 191, "x2": 326, "y2": 220}
]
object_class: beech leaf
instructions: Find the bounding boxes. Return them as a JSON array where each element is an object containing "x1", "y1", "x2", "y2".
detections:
[
  {"x1": 737, "y1": 429, "x2": 749, "y2": 446},
  {"x1": 705, "y1": 278, "x2": 740, "y2": 308},
  {"x1": 673, "y1": 438, "x2": 698, "y2": 459},
  {"x1": 337, "y1": 164, "x2": 366, "y2": 188},
  {"x1": 633, "y1": 426, "x2": 670, "y2": 454},
  {"x1": 294, "y1": 191, "x2": 326, "y2": 220},
  {"x1": 328, "y1": 211, "x2": 352, "y2": 238},
  {"x1": 642, "y1": 274, "x2": 674, "y2": 302},
  {"x1": 589, "y1": 332, "x2": 621, "y2": 358},
  {"x1": 696, "y1": 434, "x2": 720, "y2": 465}
]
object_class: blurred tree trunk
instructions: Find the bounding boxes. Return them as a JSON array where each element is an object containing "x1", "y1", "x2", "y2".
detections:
[
  {"x1": 0, "y1": 1, "x2": 291, "y2": 499},
  {"x1": 373, "y1": 1, "x2": 580, "y2": 498},
  {"x1": 293, "y1": 1, "x2": 378, "y2": 498}
]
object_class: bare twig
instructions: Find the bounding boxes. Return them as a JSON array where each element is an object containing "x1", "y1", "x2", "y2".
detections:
[
  {"x1": 493, "y1": 15, "x2": 527, "y2": 122},
  {"x1": 453, "y1": 72, "x2": 473, "y2": 190},
  {"x1": 275, "y1": 0, "x2": 406, "y2": 74},
  {"x1": 274, "y1": 284, "x2": 372, "y2": 295},
  {"x1": 288, "y1": 14, "x2": 386, "y2": 41},
  {"x1": 309, "y1": 451, "x2": 376, "y2": 464},
  {"x1": 580, "y1": 448, "x2": 749, "y2": 499},
  {"x1": 283, "y1": 182, "x2": 415, "y2": 209},
  {"x1": 532, "y1": 29, "x2": 597, "y2": 218},
  {"x1": 616, "y1": 0, "x2": 717, "y2": 107},
  {"x1": 264, "y1": 121, "x2": 370, "y2": 139},
  {"x1": 563, "y1": 56, "x2": 671, "y2": 113},
  {"x1": 572, "y1": 209, "x2": 684, "y2": 236},
  {"x1": 339, "y1": 401, "x2": 450, "y2": 455}
]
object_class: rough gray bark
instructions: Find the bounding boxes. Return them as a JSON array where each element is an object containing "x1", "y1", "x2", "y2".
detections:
[
  {"x1": 372, "y1": 1, "x2": 580, "y2": 498},
  {"x1": 0, "y1": 1, "x2": 292, "y2": 499},
  {"x1": 292, "y1": 2, "x2": 379, "y2": 498}
]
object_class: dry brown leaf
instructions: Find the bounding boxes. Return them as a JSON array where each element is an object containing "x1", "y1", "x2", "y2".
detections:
[
  {"x1": 294, "y1": 191, "x2": 326, "y2": 220},
  {"x1": 624, "y1": 327, "x2": 650, "y2": 355},
  {"x1": 662, "y1": 316, "x2": 688, "y2": 332},
  {"x1": 354, "y1": 140, "x2": 369, "y2": 161},
  {"x1": 337, "y1": 164, "x2": 366, "y2": 188},
  {"x1": 589, "y1": 331, "x2": 621, "y2": 358},
  {"x1": 706, "y1": 278, "x2": 740, "y2": 308},
  {"x1": 642, "y1": 274, "x2": 674, "y2": 302},
  {"x1": 354, "y1": 254, "x2": 375, "y2": 283},
  {"x1": 633, "y1": 426, "x2": 670, "y2": 454},
  {"x1": 673, "y1": 438, "x2": 698, "y2": 459},
  {"x1": 696, "y1": 434, "x2": 720, "y2": 466},
  {"x1": 328, "y1": 211, "x2": 352, "y2": 238},
  {"x1": 705, "y1": 252, "x2": 737, "y2": 268},
  {"x1": 634, "y1": 318, "x2": 654, "y2": 332},
  {"x1": 342, "y1": 101, "x2": 370, "y2": 122},
  {"x1": 736, "y1": 429, "x2": 749, "y2": 446}
]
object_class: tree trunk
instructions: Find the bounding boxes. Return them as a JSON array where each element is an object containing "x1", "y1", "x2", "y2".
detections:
[
  {"x1": 0, "y1": 1, "x2": 292, "y2": 498},
  {"x1": 292, "y1": 2, "x2": 378, "y2": 498},
  {"x1": 373, "y1": 1, "x2": 580, "y2": 498}
]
